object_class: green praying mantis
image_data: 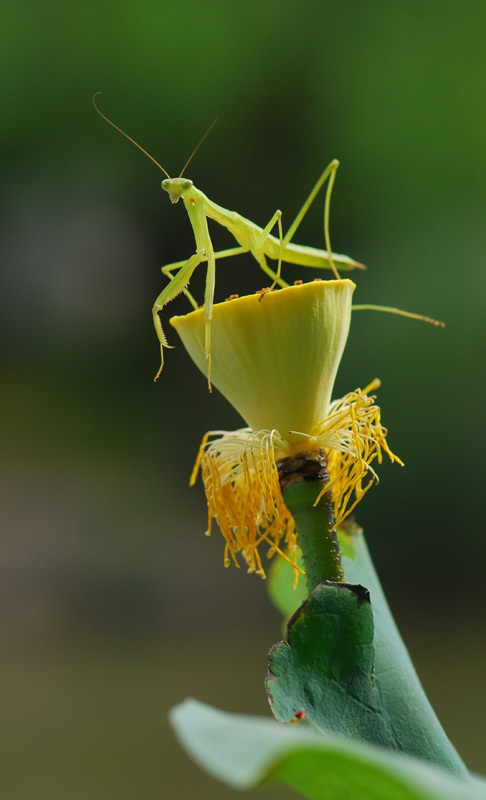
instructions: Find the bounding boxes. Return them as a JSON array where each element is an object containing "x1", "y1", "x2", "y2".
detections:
[{"x1": 94, "y1": 95, "x2": 443, "y2": 384}]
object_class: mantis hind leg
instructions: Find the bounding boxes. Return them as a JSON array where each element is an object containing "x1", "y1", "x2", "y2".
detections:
[
  {"x1": 282, "y1": 160, "x2": 341, "y2": 279},
  {"x1": 254, "y1": 251, "x2": 289, "y2": 292}
]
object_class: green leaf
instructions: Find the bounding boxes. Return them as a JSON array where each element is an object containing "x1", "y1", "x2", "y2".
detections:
[
  {"x1": 267, "y1": 582, "x2": 398, "y2": 748},
  {"x1": 267, "y1": 528, "x2": 467, "y2": 776},
  {"x1": 170, "y1": 699, "x2": 486, "y2": 800}
]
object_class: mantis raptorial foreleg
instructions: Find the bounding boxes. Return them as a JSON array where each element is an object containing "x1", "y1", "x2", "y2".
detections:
[
  {"x1": 162, "y1": 266, "x2": 198, "y2": 309},
  {"x1": 161, "y1": 246, "x2": 248, "y2": 288},
  {"x1": 161, "y1": 228, "x2": 286, "y2": 294},
  {"x1": 153, "y1": 251, "x2": 204, "y2": 380}
]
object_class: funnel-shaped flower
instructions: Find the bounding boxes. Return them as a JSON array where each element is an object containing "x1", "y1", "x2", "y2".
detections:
[
  {"x1": 172, "y1": 280, "x2": 354, "y2": 444},
  {"x1": 171, "y1": 280, "x2": 400, "y2": 581}
]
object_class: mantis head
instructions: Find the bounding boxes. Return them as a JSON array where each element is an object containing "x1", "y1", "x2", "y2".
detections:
[{"x1": 162, "y1": 178, "x2": 194, "y2": 204}]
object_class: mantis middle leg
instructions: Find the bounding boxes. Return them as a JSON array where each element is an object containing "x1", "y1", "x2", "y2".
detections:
[
  {"x1": 251, "y1": 208, "x2": 285, "y2": 290},
  {"x1": 161, "y1": 245, "x2": 249, "y2": 309}
]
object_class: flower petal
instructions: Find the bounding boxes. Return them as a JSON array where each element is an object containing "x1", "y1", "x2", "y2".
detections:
[{"x1": 171, "y1": 279, "x2": 355, "y2": 445}]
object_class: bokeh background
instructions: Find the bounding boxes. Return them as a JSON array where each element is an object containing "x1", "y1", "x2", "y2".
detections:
[{"x1": 1, "y1": 1, "x2": 485, "y2": 798}]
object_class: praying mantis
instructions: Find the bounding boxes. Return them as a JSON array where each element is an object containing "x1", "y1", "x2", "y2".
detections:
[
  {"x1": 94, "y1": 95, "x2": 443, "y2": 383},
  {"x1": 93, "y1": 96, "x2": 364, "y2": 380}
]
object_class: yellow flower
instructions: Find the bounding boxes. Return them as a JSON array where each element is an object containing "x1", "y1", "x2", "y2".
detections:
[{"x1": 171, "y1": 280, "x2": 401, "y2": 581}]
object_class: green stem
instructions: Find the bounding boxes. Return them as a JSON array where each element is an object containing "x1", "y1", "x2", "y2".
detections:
[{"x1": 278, "y1": 451, "x2": 344, "y2": 591}]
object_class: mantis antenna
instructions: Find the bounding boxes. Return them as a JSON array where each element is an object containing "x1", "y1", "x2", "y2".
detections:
[
  {"x1": 92, "y1": 93, "x2": 171, "y2": 179},
  {"x1": 179, "y1": 118, "x2": 219, "y2": 178}
]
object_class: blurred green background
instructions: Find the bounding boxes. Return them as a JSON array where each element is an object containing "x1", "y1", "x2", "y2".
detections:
[{"x1": 1, "y1": 1, "x2": 485, "y2": 797}]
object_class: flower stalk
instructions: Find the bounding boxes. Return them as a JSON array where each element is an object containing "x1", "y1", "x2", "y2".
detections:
[{"x1": 277, "y1": 450, "x2": 344, "y2": 590}]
